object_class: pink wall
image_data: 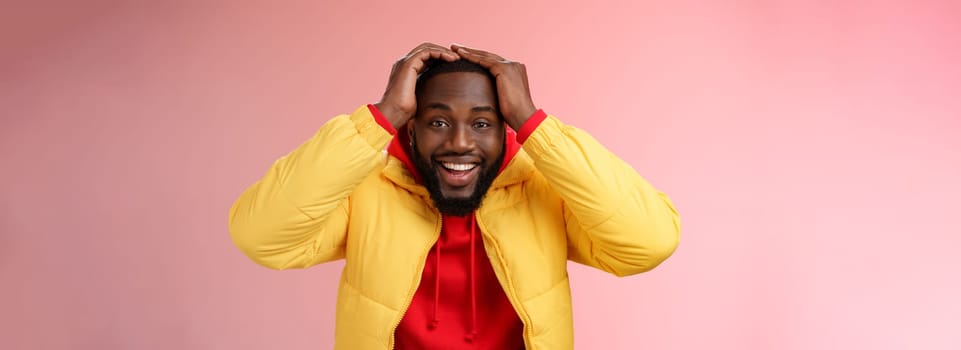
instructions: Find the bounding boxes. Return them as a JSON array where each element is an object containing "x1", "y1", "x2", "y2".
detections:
[{"x1": 2, "y1": 1, "x2": 959, "y2": 349}]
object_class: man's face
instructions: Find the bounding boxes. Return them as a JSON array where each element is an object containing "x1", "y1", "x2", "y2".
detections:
[{"x1": 409, "y1": 71, "x2": 505, "y2": 216}]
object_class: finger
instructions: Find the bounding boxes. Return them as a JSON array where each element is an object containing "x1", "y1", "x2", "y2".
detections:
[
  {"x1": 406, "y1": 42, "x2": 445, "y2": 55},
  {"x1": 452, "y1": 48, "x2": 502, "y2": 69},
  {"x1": 408, "y1": 43, "x2": 459, "y2": 62},
  {"x1": 402, "y1": 47, "x2": 458, "y2": 76},
  {"x1": 409, "y1": 47, "x2": 460, "y2": 63},
  {"x1": 410, "y1": 45, "x2": 460, "y2": 63},
  {"x1": 451, "y1": 43, "x2": 507, "y2": 62}
]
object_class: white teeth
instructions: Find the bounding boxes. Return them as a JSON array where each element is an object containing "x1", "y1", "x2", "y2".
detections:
[{"x1": 441, "y1": 162, "x2": 477, "y2": 171}]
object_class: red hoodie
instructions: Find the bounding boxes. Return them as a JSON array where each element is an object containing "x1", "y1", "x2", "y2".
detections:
[{"x1": 369, "y1": 105, "x2": 547, "y2": 349}]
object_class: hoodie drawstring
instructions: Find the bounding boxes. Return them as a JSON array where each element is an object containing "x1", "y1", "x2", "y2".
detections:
[
  {"x1": 430, "y1": 241, "x2": 441, "y2": 329},
  {"x1": 465, "y1": 214, "x2": 478, "y2": 342},
  {"x1": 428, "y1": 215, "x2": 480, "y2": 343}
]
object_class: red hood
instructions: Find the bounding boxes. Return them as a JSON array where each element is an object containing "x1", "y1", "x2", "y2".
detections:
[{"x1": 386, "y1": 124, "x2": 521, "y2": 185}]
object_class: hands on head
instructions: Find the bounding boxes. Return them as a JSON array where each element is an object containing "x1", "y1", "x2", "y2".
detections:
[{"x1": 374, "y1": 43, "x2": 536, "y2": 131}]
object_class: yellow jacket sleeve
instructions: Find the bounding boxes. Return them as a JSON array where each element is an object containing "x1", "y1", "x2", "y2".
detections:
[
  {"x1": 521, "y1": 115, "x2": 681, "y2": 276},
  {"x1": 228, "y1": 106, "x2": 393, "y2": 270}
]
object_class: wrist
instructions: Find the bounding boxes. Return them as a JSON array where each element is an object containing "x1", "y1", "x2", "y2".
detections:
[
  {"x1": 515, "y1": 109, "x2": 548, "y2": 144},
  {"x1": 507, "y1": 105, "x2": 538, "y2": 131},
  {"x1": 373, "y1": 102, "x2": 409, "y2": 130}
]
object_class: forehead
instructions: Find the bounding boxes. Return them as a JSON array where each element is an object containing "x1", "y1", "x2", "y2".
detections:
[{"x1": 418, "y1": 72, "x2": 497, "y2": 106}]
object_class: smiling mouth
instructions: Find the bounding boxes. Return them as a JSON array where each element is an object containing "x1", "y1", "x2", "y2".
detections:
[
  {"x1": 436, "y1": 161, "x2": 479, "y2": 187},
  {"x1": 441, "y1": 162, "x2": 477, "y2": 171}
]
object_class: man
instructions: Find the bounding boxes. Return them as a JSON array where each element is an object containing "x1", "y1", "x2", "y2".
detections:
[{"x1": 229, "y1": 43, "x2": 680, "y2": 349}]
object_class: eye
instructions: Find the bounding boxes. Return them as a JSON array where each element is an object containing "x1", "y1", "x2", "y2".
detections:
[
  {"x1": 429, "y1": 120, "x2": 449, "y2": 128},
  {"x1": 473, "y1": 121, "x2": 491, "y2": 129}
]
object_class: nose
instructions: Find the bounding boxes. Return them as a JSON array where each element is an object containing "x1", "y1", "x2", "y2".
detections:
[{"x1": 446, "y1": 124, "x2": 475, "y2": 154}]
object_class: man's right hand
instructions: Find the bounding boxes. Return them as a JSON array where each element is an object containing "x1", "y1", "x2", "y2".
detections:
[{"x1": 375, "y1": 43, "x2": 460, "y2": 130}]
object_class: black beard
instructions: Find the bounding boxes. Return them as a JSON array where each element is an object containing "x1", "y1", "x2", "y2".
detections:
[{"x1": 411, "y1": 138, "x2": 504, "y2": 217}]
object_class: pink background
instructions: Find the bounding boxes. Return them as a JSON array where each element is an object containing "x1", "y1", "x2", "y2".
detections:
[{"x1": 2, "y1": 1, "x2": 959, "y2": 349}]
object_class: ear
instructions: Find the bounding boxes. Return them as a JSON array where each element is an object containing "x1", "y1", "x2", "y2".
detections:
[{"x1": 405, "y1": 119, "x2": 415, "y2": 146}]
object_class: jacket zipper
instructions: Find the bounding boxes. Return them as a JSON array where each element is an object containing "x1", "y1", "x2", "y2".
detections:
[
  {"x1": 476, "y1": 215, "x2": 535, "y2": 350},
  {"x1": 386, "y1": 211, "x2": 443, "y2": 349}
]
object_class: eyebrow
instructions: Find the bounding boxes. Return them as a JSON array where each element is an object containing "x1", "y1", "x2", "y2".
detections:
[
  {"x1": 423, "y1": 102, "x2": 452, "y2": 111},
  {"x1": 423, "y1": 103, "x2": 497, "y2": 114},
  {"x1": 470, "y1": 106, "x2": 496, "y2": 113}
]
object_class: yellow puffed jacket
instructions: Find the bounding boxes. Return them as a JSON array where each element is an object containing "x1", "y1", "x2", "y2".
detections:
[{"x1": 229, "y1": 105, "x2": 680, "y2": 349}]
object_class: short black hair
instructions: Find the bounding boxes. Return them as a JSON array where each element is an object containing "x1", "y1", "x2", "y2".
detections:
[{"x1": 415, "y1": 59, "x2": 496, "y2": 94}]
